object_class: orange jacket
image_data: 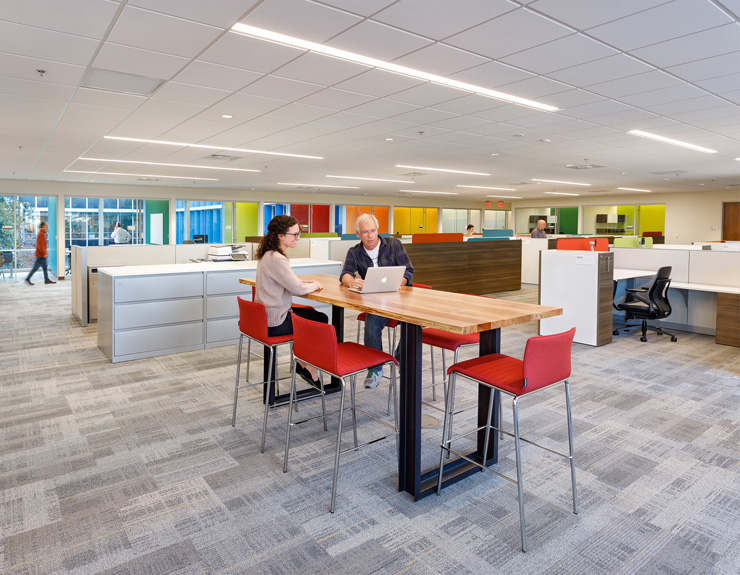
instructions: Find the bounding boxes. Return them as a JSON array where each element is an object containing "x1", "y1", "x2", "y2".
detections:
[{"x1": 35, "y1": 229, "x2": 48, "y2": 258}]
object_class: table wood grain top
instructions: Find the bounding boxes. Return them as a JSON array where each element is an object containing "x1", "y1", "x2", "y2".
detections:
[{"x1": 240, "y1": 273, "x2": 562, "y2": 334}]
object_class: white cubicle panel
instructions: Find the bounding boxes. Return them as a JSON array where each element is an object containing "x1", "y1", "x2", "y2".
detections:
[
  {"x1": 329, "y1": 240, "x2": 357, "y2": 270},
  {"x1": 611, "y1": 247, "x2": 690, "y2": 282},
  {"x1": 520, "y1": 237, "x2": 549, "y2": 284},
  {"x1": 688, "y1": 250, "x2": 740, "y2": 287}
]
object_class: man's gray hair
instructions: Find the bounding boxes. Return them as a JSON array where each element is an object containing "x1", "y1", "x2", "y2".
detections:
[{"x1": 355, "y1": 213, "x2": 379, "y2": 233}]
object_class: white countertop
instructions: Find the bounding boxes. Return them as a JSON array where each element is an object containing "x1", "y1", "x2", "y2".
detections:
[{"x1": 96, "y1": 258, "x2": 341, "y2": 277}]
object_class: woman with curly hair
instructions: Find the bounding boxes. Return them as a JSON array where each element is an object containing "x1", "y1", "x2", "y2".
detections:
[{"x1": 255, "y1": 215, "x2": 326, "y2": 384}]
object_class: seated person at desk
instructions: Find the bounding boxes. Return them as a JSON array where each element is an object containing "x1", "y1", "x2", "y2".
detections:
[
  {"x1": 255, "y1": 215, "x2": 327, "y2": 385},
  {"x1": 531, "y1": 219, "x2": 548, "y2": 238},
  {"x1": 464, "y1": 224, "x2": 475, "y2": 237},
  {"x1": 110, "y1": 222, "x2": 131, "y2": 244},
  {"x1": 340, "y1": 213, "x2": 415, "y2": 389}
]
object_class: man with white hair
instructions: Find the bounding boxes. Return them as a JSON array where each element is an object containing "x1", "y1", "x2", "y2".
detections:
[
  {"x1": 341, "y1": 214, "x2": 414, "y2": 388},
  {"x1": 531, "y1": 219, "x2": 548, "y2": 238}
]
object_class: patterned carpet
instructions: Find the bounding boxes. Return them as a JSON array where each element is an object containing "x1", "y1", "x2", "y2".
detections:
[{"x1": 1, "y1": 279, "x2": 739, "y2": 574}]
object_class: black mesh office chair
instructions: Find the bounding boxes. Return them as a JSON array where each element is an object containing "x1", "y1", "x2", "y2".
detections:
[{"x1": 614, "y1": 266, "x2": 677, "y2": 342}]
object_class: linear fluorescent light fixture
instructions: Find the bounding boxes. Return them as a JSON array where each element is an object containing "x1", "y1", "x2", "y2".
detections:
[
  {"x1": 277, "y1": 182, "x2": 360, "y2": 189},
  {"x1": 65, "y1": 170, "x2": 217, "y2": 181},
  {"x1": 628, "y1": 130, "x2": 717, "y2": 154},
  {"x1": 399, "y1": 189, "x2": 457, "y2": 195},
  {"x1": 532, "y1": 178, "x2": 591, "y2": 186},
  {"x1": 79, "y1": 157, "x2": 260, "y2": 172},
  {"x1": 326, "y1": 175, "x2": 415, "y2": 183},
  {"x1": 104, "y1": 136, "x2": 323, "y2": 160},
  {"x1": 231, "y1": 24, "x2": 558, "y2": 112},
  {"x1": 544, "y1": 191, "x2": 579, "y2": 196},
  {"x1": 617, "y1": 187, "x2": 651, "y2": 193},
  {"x1": 457, "y1": 185, "x2": 517, "y2": 191},
  {"x1": 485, "y1": 194, "x2": 522, "y2": 199},
  {"x1": 397, "y1": 164, "x2": 490, "y2": 176}
]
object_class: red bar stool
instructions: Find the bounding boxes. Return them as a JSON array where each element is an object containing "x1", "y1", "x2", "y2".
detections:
[
  {"x1": 232, "y1": 297, "x2": 297, "y2": 454},
  {"x1": 437, "y1": 327, "x2": 578, "y2": 552},
  {"x1": 285, "y1": 314, "x2": 399, "y2": 513}
]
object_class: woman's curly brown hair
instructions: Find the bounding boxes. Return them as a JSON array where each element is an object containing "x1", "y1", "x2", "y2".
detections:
[{"x1": 256, "y1": 215, "x2": 298, "y2": 259}]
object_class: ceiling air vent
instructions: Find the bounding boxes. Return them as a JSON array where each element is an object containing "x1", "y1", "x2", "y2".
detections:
[
  {"x1": 649, "y1": 170, "x2": 687, "y2": 175},
  {"x1": 82, "y1": 68, "x2": 164, "y2": 96},
  {"x1": 565, "y1": 164, "x2": 604, "y2": 169},
  {"x1": 137, "y1": 177, "x2": 160, "y2": 182},
  {"x1": 201, "y1": 154, "x2": 240, "y2": 162}
]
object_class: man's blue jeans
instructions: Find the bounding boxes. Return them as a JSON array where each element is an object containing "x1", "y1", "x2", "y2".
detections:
[
  {"x1": 26, "y1": 257, "x2": 50, "y2": 282},
  {"x1": 364, "y1": 313, "x2": 400, "y2": 373}
]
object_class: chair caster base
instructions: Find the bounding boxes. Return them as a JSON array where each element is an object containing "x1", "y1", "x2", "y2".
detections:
[
  {"x1": 613, "y1": 330, "x2": 619, "y2": 336},
  {"x1": 640, "y1": 336, "x2": 647, "y2": 342},
  {"x1": 671, "y1": 336, "x2": 677, "y2": 342}
]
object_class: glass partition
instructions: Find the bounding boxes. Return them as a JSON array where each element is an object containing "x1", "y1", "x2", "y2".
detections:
[
  {"x1": 583, "y1": 205, "x2": 636, "y2": 236},
  {"x1": 514, "y1": 207, "x2": 577, "y2": 235},
  {"x1": 1, "y1": 195, "x2": 57, "y2": 280},
  {"x1": 335, "y1": 205, "x2": 389, "y2": 235}
]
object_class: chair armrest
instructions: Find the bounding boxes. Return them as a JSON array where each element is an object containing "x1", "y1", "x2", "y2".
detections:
[{"x1": 625, "y1": 287, "x2": 648, "y2": 294}]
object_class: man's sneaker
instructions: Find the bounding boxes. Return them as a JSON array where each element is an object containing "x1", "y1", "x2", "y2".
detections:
[
  {"x1": 45, "y1": 280, "x2": 56, "y2": 284},
  {"x1": 25, "y1": 279, "x2": 33, "y2": 285},
  {"x1": 364, "y1": 370, "x2": 382, "y2": 389}
]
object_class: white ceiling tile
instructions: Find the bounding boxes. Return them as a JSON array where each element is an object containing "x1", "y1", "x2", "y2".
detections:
[
  {"x1": 66, "y1": 102, "x2": 132, "y2": 121},
  {"x1": 348, "y1": 99, "x2": 420, "y2": 119},
  {"x1": 426, "y1": 115, "x2": 489, "y2": 131},
  {"x1": 531, "y1": 0, "x2": 671, "y2": 30},
  {"x1": 429, "y1": 94, "x2": 504, "y2": 116},
  {"x1": 716, "y1": 88, "x2": 740, "y2": 106},
  {"x1": 501, "y1": 35, "x2": 618, "y2": 75},
  {"x1": 311, "y1": 111, "x2": 377, "y2": 129},
  {"x1": 93, "y1": 43, "x2": 191, "y2": 80},
  {"x1": 241, "y1": 0, "x2": 362, "y2": 43},
  {"x1": 374, "y1": 0, "x2": 515, "y2": 41},
  {"x1": 106, "y1": 6, "x2": 223, "y2": 58},
  {"x1": 445, "y1": 10, "x2": 573, "y2": 59},
  {"x1": 153, "y1": 82, "x2": 231, "y2": 106},
  {"x1": 159, "y1": 118, "x2": 231, "y2": 142},
  {"x1": 242, "y1": 76, "x2": 324, "y2": 101},
  {"x1": 0, "y1": 53, "x2": 86, "y2": 86},
  {"x1": 72, "y1": 87, "x2": 146, "y2": 110},
  {"x1": 470, "y1": 106, "x2": 544, "y2": 123},
  {"x1": 273, "y1": 53, "x2": 370, "y2": 86},
  {"x1": 643, "y1": 95, "x2": 730, "y2": 116},
  {"x1": 496, "y1": 76, "x2": 571, "y2": 99},
  {"x1": 621, "y1": 83, "x2": 709, "y2": 107},
  {"x1": 392, "y1": 44, "x2": 489, "y2": 77},
  {"x1": 311, "y1": 0, "x2": 397, "y2": 17},
  {"x1": 200, "y1": 33, "x2": 303, "y2": 73},
  {"x1": 0, "y1": 77, "x2": 75, "y2": 101},
  {"x1": 174, "y1": 61, "x2": 263, "y2": 92},
  {"x1": 1, "y1": 0, "x2": 119, "y2": 38},
  {"x1": 576, "y1": 108, "x2": 661, "y2": 126},
  {"x1": 0, "y1": 20, "x2": 99, "y2": 65},
  {"x1": 0, "y1": 92, "x2": 67, "y2": 114},
  {"x1": 386, "y1": 83, "x2": 467, "y2": 107},
  {"x1": 548, "y1": 54, "x2": 654, "y2": 86},
  {"x1": 666, "y1": 51, "x2": 740, "y2": 82},
  {"x1": 586, "y1": 70, "x2": 684, "y2": 99},
  {"x1": 560, "y1": 100, "x2": 636, "y2": 120},
  {"x1": 328, "y1": 21, "x2": 432, "y2": 61},
  {"x1": 128, "y1": 0, "x2": 259, "y2": 28},
  {"x1": 389, "y1": 108, "x2": 458, "y2": 125},
  {"x1": 298, "y1": 88, "x2": 376, "y2": 110},
  {"x1": 697, "y1": 73, "x2": 740, "y2": 94},
  {"x1": 586, "y1": 0, "x2": 734, "y2": 51},
  {"x1": 332, "y1": 70, "x2": 424, "y2": 97},
  {"x1": 449, "y1": 61, "x2": 535, "y2": 88},
  {"x1": 539, "y1": 90, "x2": 606, "y2": 109},
  {"x1": 216, "y1": 93, "x2": 288, "y2": 117},
  {"x1": 270, "y1": 102, "x2": 336, "y2": 122},
  {"x1": 631, "y1": 23, "x2": 740, "y2": 68},
  {"x1": 137, "y1": 98, "x2": 206, "y2": 117}
]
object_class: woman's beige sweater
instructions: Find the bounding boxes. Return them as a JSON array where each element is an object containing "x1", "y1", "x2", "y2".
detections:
[{"x1": 255, "y1": 250, "x2": 318, "y2": 327}]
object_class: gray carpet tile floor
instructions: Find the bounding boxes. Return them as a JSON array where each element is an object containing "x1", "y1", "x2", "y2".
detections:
[{"x1": 1, "y1": 279, "x2": 739, "y2": 574}]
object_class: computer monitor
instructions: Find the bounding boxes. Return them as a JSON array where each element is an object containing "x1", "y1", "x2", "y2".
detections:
[{"x1": 192, "y1": 234, "x2": 208, "y2": 244}]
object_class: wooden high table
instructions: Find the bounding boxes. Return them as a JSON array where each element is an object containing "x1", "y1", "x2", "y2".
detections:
[{"x1": 240, "y1": 274, "x2": 562, "y2": 500}]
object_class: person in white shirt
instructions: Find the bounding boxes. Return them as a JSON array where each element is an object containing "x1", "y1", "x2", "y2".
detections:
[{"x1": 111, "y1": 222, "x2": 131, "y2": 244}]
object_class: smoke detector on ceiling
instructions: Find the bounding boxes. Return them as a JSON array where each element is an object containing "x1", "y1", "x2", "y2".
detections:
[
  {"x1": 201, "y1": 154, "x2": 241, "y2": 162},
  {"x1": 565, "y1": 163, "x2": 604, "y2": 169}
]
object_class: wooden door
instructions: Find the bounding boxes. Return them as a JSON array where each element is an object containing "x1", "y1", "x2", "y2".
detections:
[{"x1": 723, "y1": 202, "x2": 740, "y2": 241}]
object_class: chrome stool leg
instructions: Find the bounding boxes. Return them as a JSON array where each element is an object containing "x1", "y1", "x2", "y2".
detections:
[{"x1": 232, "y1": 334, "x2": 245, "y2": 426}]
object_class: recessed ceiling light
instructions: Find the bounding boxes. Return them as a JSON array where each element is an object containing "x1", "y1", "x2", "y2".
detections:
[
  {"x1": 277, "y1": 182, "x2": 359, "y2": 189},
  {"x1": 617, "y1": 187, "x2": 651, "y2": 193},
  {"x1": 532, "y1": 178, "x2": 591, "y2": 186},
  {"x1": 544, "y1": 191, "x2": 580, "y2": 196},
  {"x1": 326, "y1": 175, "x2": 414, "y2": 183},
  {"x1": 399, "y1": 189, "x2": 457, "y2": 195},
  {"x1": 385, "y1": 138, "x2": 394, "y2": 141},
  {"x1": 104, "y1": 136, "x2": 323, "y2": 160},
  {"x1": 485, "y1": 194, "x2": 522, "y2": 199},
  {"x1": 491, "y1": 153, "x2": 499, "y2": 156},
  {"x1": 456, "y1": 185, "x2": 517, "y2": 191},
  {"x1": 628, "y1": 130, "x2": 717, "y2": 153},
  {"x1": 396, "y1": 164, "x2": 490, "y2": 176},
  {"x1": 78, "y1": 157, "x2": 260, "y2": 172},
  {"x1": 221, "y1": 114, "x2": 233, "y2": 119},
  {"x1": 64, "y1": 170, "x2": 218, "y2": 181},
  {"x1": 230, "y1": 24, "x2": 559, "y2": 112}
]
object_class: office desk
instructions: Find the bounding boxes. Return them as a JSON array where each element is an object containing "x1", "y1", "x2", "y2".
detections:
[{"x1": 241, "y1": 274, "x2": 562, "y2": 500}]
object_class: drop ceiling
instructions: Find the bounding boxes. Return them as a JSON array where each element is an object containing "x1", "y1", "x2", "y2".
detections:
[{"x1": 0, "y1": 0, "x2": 738, "y2": 200}]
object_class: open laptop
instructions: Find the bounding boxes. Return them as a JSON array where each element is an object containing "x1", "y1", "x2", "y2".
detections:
[{"x1": 348, "y1": 266, "x2": 406, "y2": 294}]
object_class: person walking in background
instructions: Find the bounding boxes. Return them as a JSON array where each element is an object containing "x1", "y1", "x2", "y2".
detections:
[
  {"x1": 25, "y1": 221, "x2": 55, "y2": 285},
  {"x1": 531, "y1": 219, "x2": 548, "y2": 238},
  {"x1": 111, "y1": 221, "x2": 131, "y2": 244}
]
